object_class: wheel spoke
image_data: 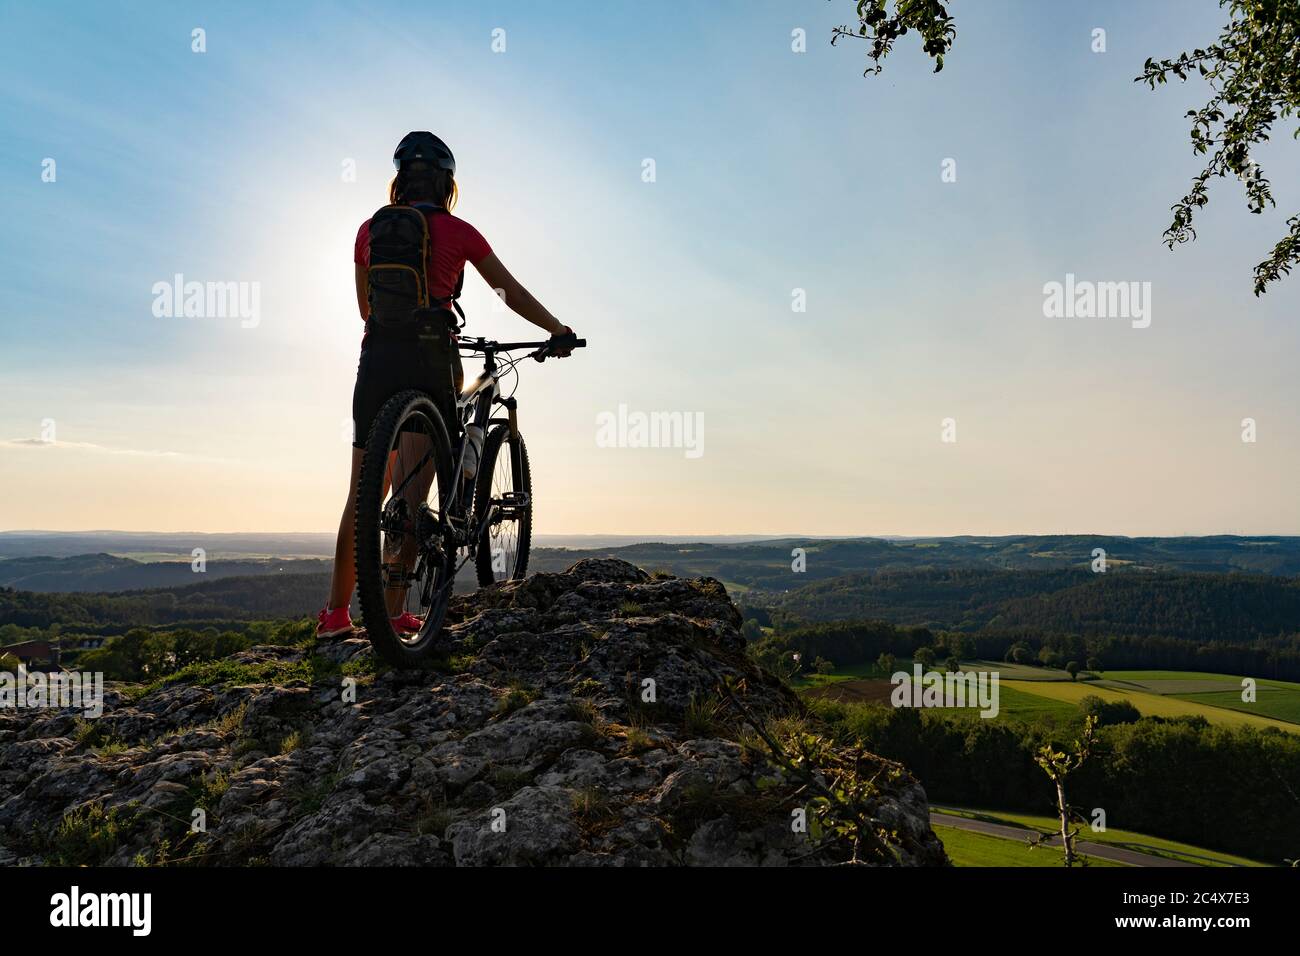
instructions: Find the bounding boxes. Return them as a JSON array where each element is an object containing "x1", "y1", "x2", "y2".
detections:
[{"x1": 484, "y1": 435, "x2": 526, "y2": 583}]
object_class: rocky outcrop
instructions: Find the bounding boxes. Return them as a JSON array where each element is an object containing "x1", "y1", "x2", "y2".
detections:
[{"x1": 0, "y1": 559, "x2": 946, "y2": 866}]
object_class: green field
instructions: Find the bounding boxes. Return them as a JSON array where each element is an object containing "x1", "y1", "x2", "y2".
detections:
[
  {"x1": 800, "y1": 658, "x2": 1080, "y2": 689},
  {"x1": 934, "y1": 807, "x2": 1270, "y2": 867},
  {"x1": 933, "y1": 824, "x2": 1124, "y2": 867},
  {"x1": 1170, "y1": 688, "x2": 1300, "y2": 724},
  {"x1": 798, "y1": 662, "x2": 1300, "y2": 732},
  {"x1": 985, "y1": 684, "x2": 1081, "y2": 722},
  {"x1": 1102, "y1": 670, "x2": 1300, "y2": 689},
  {"x1": 1001, "y1": 678, "x2": 1299, "y2": 733},
  {"x1": 1102, "y1": 679, "x2": 1243, "y2": 694},
  {"x1": 1096, "y1": 671, "x2": 1300, "y2": 724},
  {"x1": 970, "y1": 660, "x2": 1080, "y2": 681},
  {"x1": 794, "y1": 660, "x2": 891, "y2": 689}
]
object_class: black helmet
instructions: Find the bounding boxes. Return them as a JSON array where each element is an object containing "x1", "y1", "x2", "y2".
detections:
[{"x1": 393, "y1": 131, "x2": 455, "y2": 174}]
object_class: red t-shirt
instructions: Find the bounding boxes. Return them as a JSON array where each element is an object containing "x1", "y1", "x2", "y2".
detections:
[{"x1": 354, "y1": 206, "x2": 492, "y2": 324}]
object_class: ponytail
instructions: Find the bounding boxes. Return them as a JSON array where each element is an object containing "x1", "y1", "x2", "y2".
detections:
[{"x1": 389, "y1": 167, "x2": 458, "y2": 210}]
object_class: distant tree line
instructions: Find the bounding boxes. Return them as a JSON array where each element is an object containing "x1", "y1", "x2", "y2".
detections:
[
  {"x1": 765, "y1": 569, "x2": 1300, "y2": 645},
  {"x1": 0, "y1": 574, "x2": 332, "y2": 630},
  {"x1": 743, "y1": 614, "x2": 1300, "y2": 682},
  {"x1": 744, "y1": 568, "x2": 1300, "y2": 681}
]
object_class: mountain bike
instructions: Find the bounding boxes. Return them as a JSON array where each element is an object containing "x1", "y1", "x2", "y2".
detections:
[{"x1": 353, "y1": 331, "x2": 586, "y2": 668}]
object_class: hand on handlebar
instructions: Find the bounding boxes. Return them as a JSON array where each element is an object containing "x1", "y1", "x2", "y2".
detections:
[{"x1": 550, "y1": 324, "x2": 575, "y2": 358}]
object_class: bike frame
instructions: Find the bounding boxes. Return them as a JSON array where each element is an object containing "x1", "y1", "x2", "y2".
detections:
[
  {"x1": 409, "y1": 338, "x2": 543, "y2": 561},
  {"x1": 388, "y1": 339, "x2": 531, "y2": 529},
  {"x1": 451, "y1": 340, "x2": 528, "y2": 529}
]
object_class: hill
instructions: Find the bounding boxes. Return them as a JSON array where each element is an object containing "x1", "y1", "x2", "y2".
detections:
[
  {"x1": 766, "y1": 568, "x2": 1300, "y2": 642},
  {"x1": 8, "y1": 532, "x2": 1300, "y2": 592},
  {"x1": 0, "y1": 553, "x2": 331, "y2": 593},
  {"x1": 0, "y1": 560, "x2": 945, "y2": 867},
  {"x1": 0, "y1": 573, "x2": 333, "y2": 631}
]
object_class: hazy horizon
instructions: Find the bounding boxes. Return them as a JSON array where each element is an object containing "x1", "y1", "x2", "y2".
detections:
[{"x1": 6, "y1": 528, "x2": 1299, "y2": 541}]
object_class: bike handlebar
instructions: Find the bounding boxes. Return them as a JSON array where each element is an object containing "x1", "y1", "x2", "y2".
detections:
[{"x1": 459, "y1": 333, "x2": 587, "y2": 361}]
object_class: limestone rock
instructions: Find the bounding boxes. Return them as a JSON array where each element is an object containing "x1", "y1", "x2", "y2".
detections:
[{"x1": 0, "y1": 559, "x2": 946, "y2": 867}]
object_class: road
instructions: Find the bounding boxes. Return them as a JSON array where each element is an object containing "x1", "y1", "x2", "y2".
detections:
[{"x1": 930, "y1": 811, "x2": 1201, "y2": 867}]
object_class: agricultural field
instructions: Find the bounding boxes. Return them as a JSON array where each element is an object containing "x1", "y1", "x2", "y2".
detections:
[
  {"x1": 971, "y1": 660, "x2": 1079, "y2": 681},
  {"x1": 806, "y1": 677, "x2": 1080, "y2": 723},
  {"x1": 793, "y1": 660, "x2": 891, "y2": 690},
  {"x1": 985, "y1": 684, "x2": 1082, "y2": 722},
  {"x1": 1000, "y1": 678, "x2": 1299, "y2": 733},
  {"x1": 798, "y1": 658, "x2": 1075, "y2": 689},
  {"x1": 1101, "y1": 670, "x2": 1300, "y2": 686},
  {"x1": 1095, "y1": 670, "x2": 1300, "y2": 721},
  {"x1": 1169, "y1": 688, "x2": 1300, "y2": 724},
  {"x1": 796, "y1": 661, "x2": 1300, "y2": 732}
]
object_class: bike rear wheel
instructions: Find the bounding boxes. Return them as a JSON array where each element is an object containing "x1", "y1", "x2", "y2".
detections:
[
  {"x1": 354, "y1": 389, "x2": 456, "y2": 668},
  {"x1": 474, "y1": 423, "x2": 532, "y2": 586}
]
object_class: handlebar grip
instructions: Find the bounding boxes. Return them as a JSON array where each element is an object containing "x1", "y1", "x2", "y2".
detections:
[{"x1": 533, "y1": 332, "x2": 587, "y2": 361}]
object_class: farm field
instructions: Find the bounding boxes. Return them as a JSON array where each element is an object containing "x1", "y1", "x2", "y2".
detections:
[
  {"x1": 969, "y1": 660, "x2": 1078, "y2": 681},
  {"x1": 799, "y1": 658, "x2": 1070, "y2": 689},
  {"x1": 1001, "y1": 679, "x2": 1298, "y2": 733},
  {"x1": 984, "y1": 684, "x2": 1082, "y2": 722},
  {"x1": 806, "y1": 678, "x2": 1080, "y2": 723},
  {"x1": 1095, "y1": 672, "x2": 1300, "y2": 724},
  {"x1": 796, "y1": 662, "x2": 1300, "y2": 731},
  {"x1": 1101, "y1": 670, "x2": 1300, "y2": 688},
  {"x1": 933, "y1": 807, "x2": 1271, "y2": 867},
  {"x1": 793, "y1": 661, "x2": 892, "y2": 690},
  {"x1": 1169, "y1": 688, "x2": 1300, "y2": 724}
]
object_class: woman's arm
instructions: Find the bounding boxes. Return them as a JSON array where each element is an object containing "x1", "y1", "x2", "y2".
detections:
[
  {"x1": 354, "y1": 263, "x2": 368, "y2": 322},
  {"x1": 473, "y1": 253, "x2": 568, "y2": 337}
]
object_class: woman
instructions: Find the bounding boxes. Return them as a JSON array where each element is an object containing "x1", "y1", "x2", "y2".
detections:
[{"x1": 318, "y1": 131, "x2": 574, "y2": 637}]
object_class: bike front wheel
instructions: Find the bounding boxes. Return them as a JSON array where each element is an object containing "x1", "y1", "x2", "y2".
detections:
[
  {"x1": 474, "y1": 423, "x2": 532, "y2": 586},
  {"x1": 354, "y1": 389, "x2": 456, "y2": 668}
]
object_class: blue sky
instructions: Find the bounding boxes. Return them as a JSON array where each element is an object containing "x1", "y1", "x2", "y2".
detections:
[{"x1": 2, "y1": 0, "x2": 1298, "y2": 534}]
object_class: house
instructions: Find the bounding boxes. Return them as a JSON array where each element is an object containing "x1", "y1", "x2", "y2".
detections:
[{"x1": 0, "y1": 640, "x2": 60, "y2": 670}]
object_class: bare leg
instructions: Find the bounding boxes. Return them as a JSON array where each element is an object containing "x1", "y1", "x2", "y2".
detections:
[
  {"x1": 326, "y1": 447, "x2": 366, "y2": 611},
  {"x1": 383, "y1": 432, "x2": 435, "y2": 616}
]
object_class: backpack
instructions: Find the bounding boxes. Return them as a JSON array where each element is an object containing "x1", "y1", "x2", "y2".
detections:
[{"x1": 366, "y1": 204, "x2": 465, "y2": 332}]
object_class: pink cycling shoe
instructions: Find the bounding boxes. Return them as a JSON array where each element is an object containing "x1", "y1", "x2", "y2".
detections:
[
  {"x1": 316, "y1": 606, "x2": 354, "y2": 638},
  {"x1": 390, "y1": 612, "x2": 425, "y2": 635}
]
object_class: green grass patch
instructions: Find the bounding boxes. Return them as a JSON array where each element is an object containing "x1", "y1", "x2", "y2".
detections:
[
  {"x1": 494, "y1": 681, "x2": 538, "y2": 717},
  {"x1": 45, "y1": 804, "x2": 138, "y2": 866},
  {"x1": 123, "y1": 654, "x2": 343, "y2": 701}
]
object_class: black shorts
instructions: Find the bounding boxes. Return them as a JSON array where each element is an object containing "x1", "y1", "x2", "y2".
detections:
[{"x1": 351, "y1": 333, "x2": 463, "y2": 449}]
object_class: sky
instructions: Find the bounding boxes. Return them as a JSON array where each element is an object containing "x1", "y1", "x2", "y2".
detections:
[{"x1": 1, "y1": 0, "x2": 1298, "y2": 536}]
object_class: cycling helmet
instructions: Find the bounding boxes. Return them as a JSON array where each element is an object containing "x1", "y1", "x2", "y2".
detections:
[{"x1": 393, "y1": 131, "x2": 455, "y2": 174}]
